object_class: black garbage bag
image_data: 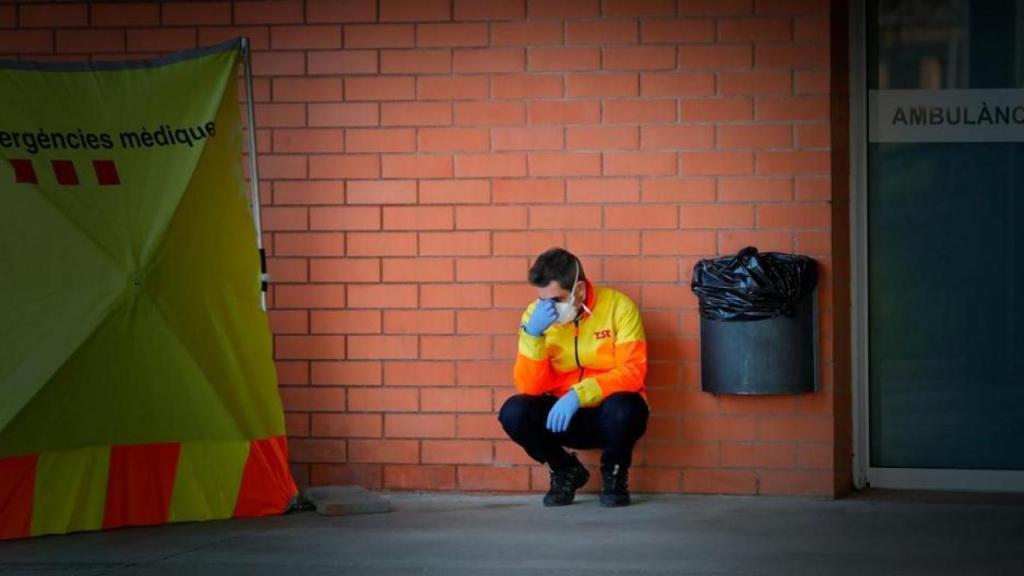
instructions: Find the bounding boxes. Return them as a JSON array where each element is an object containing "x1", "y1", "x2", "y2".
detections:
[{"x1": 691, "y1": 246, "x2": 817, "y2": 321}]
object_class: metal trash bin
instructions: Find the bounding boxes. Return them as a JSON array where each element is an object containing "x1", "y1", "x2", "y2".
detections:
[{"x1": 691, "y1": 247, "x2": 818, "y2": 395}]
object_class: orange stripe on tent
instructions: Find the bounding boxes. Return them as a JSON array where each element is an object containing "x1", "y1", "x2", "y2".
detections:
[
  {"x1": 0, "y1": 455, "x2": 37, "y2": 540},
  {"x1": 233, "y1": 436, "x2": 297, "y2": 518},
  {"x1": 103, "y1": 443, "x2": 181, "y2": 530}
]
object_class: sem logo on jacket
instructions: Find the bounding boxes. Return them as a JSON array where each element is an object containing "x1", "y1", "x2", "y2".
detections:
[{"x1": 594, "y1": 330, "x2": 613, "y2": 340}]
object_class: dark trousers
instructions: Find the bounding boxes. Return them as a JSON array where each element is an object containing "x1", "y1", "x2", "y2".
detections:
[{"x1": 498, "y1": 392, "x2": 649, "y2": 469}]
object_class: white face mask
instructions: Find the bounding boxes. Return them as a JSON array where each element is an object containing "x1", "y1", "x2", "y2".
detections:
[{"x1": 553, "y1": 262, "x2": 581, "y2": 324}]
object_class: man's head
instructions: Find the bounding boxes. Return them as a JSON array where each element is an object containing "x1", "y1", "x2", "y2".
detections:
[{"x1": 529, "y1": 248, "x2": 586, "y2": 322}]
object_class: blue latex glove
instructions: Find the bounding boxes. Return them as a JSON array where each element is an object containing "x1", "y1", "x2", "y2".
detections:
[
  {"x1": 524, "y1": 298, "x2": 557, "y2": 337},
  {"x1": 546, "y1": 390, "x2": 580, "y2": 433}
]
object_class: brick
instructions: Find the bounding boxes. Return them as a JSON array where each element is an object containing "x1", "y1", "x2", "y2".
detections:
[
  {"x1": 285, "y1": 413, "x2": 310, "y2": 437},
  {"x1": 422, "y1": 440, "x2": 493, "y2": 464},
  {"x1": 289, "y1": 438, "x2": 346, "y2": 463},
  {"x1": 604, "y1": 46, "x2": 675, "y2": 70},
  {"x1": 606, "y1": 205, "x2": 677, "y2": 229},
  {"x1": 271, "y1": 24, "x2": 342, "y2": 49},
  {"x1": 758, "y1": 470, "x2": 832, "y2": 496},
  {"x1": 493, "y1": 180, "x2": 565, "y2": 204},
  {"x1": 309, "y1": 155, "x2": 380, "y2": 179},
  {"x1": 795, "y1": 177, "x2": 830, "y2": 202},
  {"x1": 458, "y1": 466, "x2": 529, "y2": 491},
  {"x1": 528, "y1": 47, "x2": 600, "y2": 71},
  {"x1": 641, "y1": 19, "x2": 715, "y2": 43},
  {"x1": 605, "y1": 152, "x2": 677, "y2": 176},
  {"x1": 528, "y1": 101, "x2": 600, "y2": 125},
  {"x1": 345, "y1": 24, "x2": 415, "y2": 48},
  {"x1": 493, "y1": 127, "x2": 563, "y2": 151},
  {"x1": 719, "y1": 71, "x2": 792, "y2": 95},
  {"x1": 254, "y1": 103, "x2": 305, "y2": 127},
  {"x1": 419, "y1": 232, "x2": 491, "y2": 256},
  {"x1": 718, "y1": 178, "x2": 793, "y2": 202},
  {"x1": 568, "y1": 20, "x2": 638, "y2": 44},
  {"x1": 57, "y1": 30, "x2": 124, "y2": 53},
  {"x1": 604, "y1": 257, "x2": 679, "y2": 282},
  {"x1": 262, "y1": 207, "x2": 308, "y2": 231},
  {"x1": 273, "y1": 129, "x2": 344, "y2": 153},
  {"x1": 529, "y1": 205, "x2": 601, "y2": 230},
  {"x1": 641, "y1": 178, "x2": 715, "y2": 202},
  {"x1": 528, "y1": 0, "x2": 599, "y2": 18},
  {"x1": 681, "y1": 98, "x2": 753, "y2": 122},
  {"x1": 275, "y1": 284, "x2": 345, "y2": 308},
  {"x1": 307, "y1": 0, "x2": 377, "y2": 23},
  {"x1": 760, "y1": 418, "x2": 832, "y2": 444},
  {"x1": 718, "y1": 125, "x2": 793, "y2": 148},
  {"x1": 797, "y1": 124, "x2": 830, "y2": 147},
  {"x1": 130, "y1": 28, "x2": 199, "y2": 52},
  {"x1": 493, "y1": 284, "x2": 535, "y2": 308},
  {"x1": 92, "y1": 2, "x2": 159, "y2": 26},
  {"x1": 20, "y1": 3, "x2": 87, "y2": 28},
  {"x1": 347, "y1": 335, "x2": 419, "y2": 360},
  {"x1": 604, "y1": 100, "x2": 677, "y2": 124},
  {"x1": 756, "y1": 151, "x2": 830, "y2": 175},
  {"x1": 382, "y1": 102, "x2": 452, "y2": 127},
  {"x1": 682, "y1": 469, "x2": 758, "y2": 495},
  {"x1": 385, "y1": 414, "x2": 455, "y2": 438},
  {"x1": 757, "y1": 96, "x2": 829, "y2": 121},
  {"x1": 794, "y1": 16, "x2": 830, "y2": 43},
  {"x1": 273, "y1": 78, "x2": 343, "y2": 103},
  {"x1": 566, "y1": 178, "x2": 640, "y2": 203},
  {"x1": 311, "y1": 310, "x2": 382, "y2": 334},
  {"x1": 276, "y1": 233, "x2": 346, "y2": 257},
  {"x1": 267, "y1": 258, "x2": 308, "y2": 283},
  {"x1": 418, "y1": 77, "x2": 489, "y2": 100},
  {"x1": 381, "y1": 155, "x2": 453, "y2": 179},
  {"x1": 757, "y1": 203, "x2": 830, "y2": 229},
  {"x1": 641, "y1": 126, "x2": 714, "y2": 149},
  {"x1": 679, "y1": 151, "x2": 753, "y2": 175},
  {"x1": 454, "y1": 48, "x2": 525, "y2": 73},
  {"x1": 419, "y1": 128, "x2": 490, "y2": 152},
  {"x1": 309, "y1": 258, "x2": 381, "y2": 283},
  {"x1": 492, "y1": 75, "x2": 563, "y2": 98},
  {"x1": 456, "y1": 206, "x2": 528, "y2": 230},
  {"x1": 275, "y1": 181, "x2": 344, "y2": 205},
  {"x1": 678, "y1": 0, "x2": 752, "y2": 14},
  {"x1": 345, "y1": 77, "x2": 415, "y2": 101},
  {"x1": 311, "y1": 360, "x2": 382, "y2": 385},
  {"x1": 680, "y1": 205, "x2": 755, "y2": 228},
  {"x1": 603, "y1": 0, "x2": 675, "y2": 16},
  {"x1": 679, "y1": 45, "x2": 751, "y2": 69},
  {"x1": 348, "y1": 439, "x2": 419, "y2": 464},
  {"x1": 718, "y1": 230, "x2": 793, "y2": 253},
  {"x1": 455, "y1": 361, "x2": 514, "y2": 386},
  {"x1": 312, "y1": 414, "x2": 382, "y2": 438},
  {"x1": 199, "y1": 26, "x2": 269, "y2": 49},
  {"x1": 280, "y1": 387, "x2": 346, "y2": 412},
  {"x1": 258, "y1": 155, "x2": 306, "y2": 179},
  {"x1": 346, "y1": 232, "x2": 417, "y2": 257},
  {"x1": 346, "y1": 180, "x2": 418, "y2": 204},
  {"x1": 644, "y1": 443, "x2": 719, "y2": 467},
  {"x1": 798, "y1": 444, "x2": 833, "y2": 469},
  {"x1": 269, "y1": 309, "x2": 308, "y2": 334},
  {"x1": 381, "y1": 0, "x2": 451, "y2": 22},
  {"x1": 567, "y1": 73, "x2": 638, "y2": 98},
  {"x1": 491, "y1": 21, "x2": 563, "y2": 46},
  {"x1": 756, "y1": 45, "x2": 829, "y2": 68},
  {"x1": 421, "y1": 284, "x2": 491, "y2": 309},
  {"x1": 455, "y1": 258, "x2": 529, "y2": 282},
  {"x1": 384, "y1": 360, "x2": 456, "y2": 385},
  {"x1": 418, "y1": 23, "x2": 488, "y2": 47},
  {"x1": 454, "y1": 102, "x2": 525, "y2": 126},
  {"x1": 345, "y1": 129, "x2": 415, "y2": 153},
  {"x1": 382, "y1": 255, "x2": 454, "y2": 282},
  {"x1": 0, "y1": 31, "x2": 53, "y2": 54},
  {"x1": 420, "y1": 180, "x2": 491, "y2": 204},
  {"x1": 308, "y1": 103, "x2": 378, "y2": 127},
  {"x1": 275, "y1": 335, "x2": 345, "y2": 360},
  {"x1": 379, "y1": 48, "x2": 453, "y2": 75},
  {"x1": 421, "y1": 335, "x2": 492, "y2": 359},
  {"x1": 641, "y1": 73, "x2": 715, "y2": 97},
  {"x1": 383, "y1": 310, "x2": 455, "y2": 334},
  {"x1": 494, "y1": 231, "x2": 565, "y2": 255},
  {"x1": 456, "y1": 0, "x2": 525, "y2": 19},
  {"x1": 642, "y1": 231, "x2": 715, "y2": 256},
  {"x1": 529, "y1": 152, "x2": 601, "y2": 177},
  {"x1": 385, "y1": 465, "x2": 456, "y2": 490},
  {"x1": 567, "y1": 126, "x2": 639, "y2": 150},
  {"x1": 310, "y1": 464, "x2": 382, "y2": 489},
  {"x1": 307, "y1": 50, "x2": 378, "y2": 75},
  {"x1": 718, "y1": 17, "x2": 792, "y2": 41},
  {"x1": 566, "y1": 232, "x2": 640, "y2": 255},
  {"x1": 456, "y1": 310, "x2": 525, "y2": 335},
  {"x1": 455, "y1": 154, "x2": 527, "y2": 178},
  {"x1": 234, "y1": 0, "x2": 303, "y2": 23},
  {"x1": 383, "y1": 206, "x2": 454, "y2": 230}
]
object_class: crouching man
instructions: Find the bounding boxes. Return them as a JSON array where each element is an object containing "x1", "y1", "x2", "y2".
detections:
[{"x1": 499, "y1": 248, "x2": 649, "y2": 507}]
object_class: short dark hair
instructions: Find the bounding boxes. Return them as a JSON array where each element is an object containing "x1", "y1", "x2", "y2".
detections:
[{"x1": 528, "y1": 247, "x2": 585, "y2": 290}]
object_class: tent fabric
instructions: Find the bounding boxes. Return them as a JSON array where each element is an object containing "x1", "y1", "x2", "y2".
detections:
[{"x1": 0, "y1": 39, "x2": 296, "y2": 539}]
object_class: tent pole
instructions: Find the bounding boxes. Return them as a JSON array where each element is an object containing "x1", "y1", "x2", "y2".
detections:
[{"x1": 240, "y1": 37, "x2": 268, "y2": 311}]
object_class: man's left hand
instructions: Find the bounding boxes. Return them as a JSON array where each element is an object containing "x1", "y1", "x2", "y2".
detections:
[{"x1": 546, "y1": 390, "x2": 580, "y2": 433}]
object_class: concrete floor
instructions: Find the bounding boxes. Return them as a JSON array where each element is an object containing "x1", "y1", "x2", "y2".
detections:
[{"x1": 1, "y1": 491, "x2": 1023, "y2": 575}]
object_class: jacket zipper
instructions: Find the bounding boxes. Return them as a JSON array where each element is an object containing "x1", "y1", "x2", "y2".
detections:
[{"x1": 574, "y1": 319, "x2": 583, "y2": 383}]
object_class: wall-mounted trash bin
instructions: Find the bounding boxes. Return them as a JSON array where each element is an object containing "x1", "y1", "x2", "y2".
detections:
[{"x1": 691, "y1": 247, "x2": 818, "y2": 395}]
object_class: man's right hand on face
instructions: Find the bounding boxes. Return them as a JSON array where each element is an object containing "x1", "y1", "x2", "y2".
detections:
[{"x1": 524, "y1": 298, "x2": 558, "y2": 337}]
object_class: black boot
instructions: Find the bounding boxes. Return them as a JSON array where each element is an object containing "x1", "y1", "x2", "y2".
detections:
[
  {"x1": 600, "y1": 463, "x2": 630, "y2": 507},
  {"x1": 543, "y1": 452, "x2": 589, "y2": 507}
]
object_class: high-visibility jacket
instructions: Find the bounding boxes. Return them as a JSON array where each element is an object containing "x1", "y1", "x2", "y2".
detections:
[{"x1": 514, "y1": 280, "x2": 647, "y2": 408}]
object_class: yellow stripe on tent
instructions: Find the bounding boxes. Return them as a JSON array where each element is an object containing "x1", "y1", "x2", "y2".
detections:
[
  {"x1": 32, "y1": 446, "x2": 110, "y2": 537},
  {"x1": 168, "y1": 441, "x2": 250, "y2": 522}
]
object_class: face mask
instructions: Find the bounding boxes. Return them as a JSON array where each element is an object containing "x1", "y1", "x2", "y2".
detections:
[{"x1": 553, "y1": 262, "x2": 581, "y2": 324}]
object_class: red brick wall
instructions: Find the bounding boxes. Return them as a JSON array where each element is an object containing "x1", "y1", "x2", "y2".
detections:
[{"x1": 2, "y1": 0, "x2": 849, "y2": 497}]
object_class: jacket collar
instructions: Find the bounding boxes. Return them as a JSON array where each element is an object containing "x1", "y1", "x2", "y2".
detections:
[{"x1": 579, "y1": 278, "x2": 596, "y2": 320}]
